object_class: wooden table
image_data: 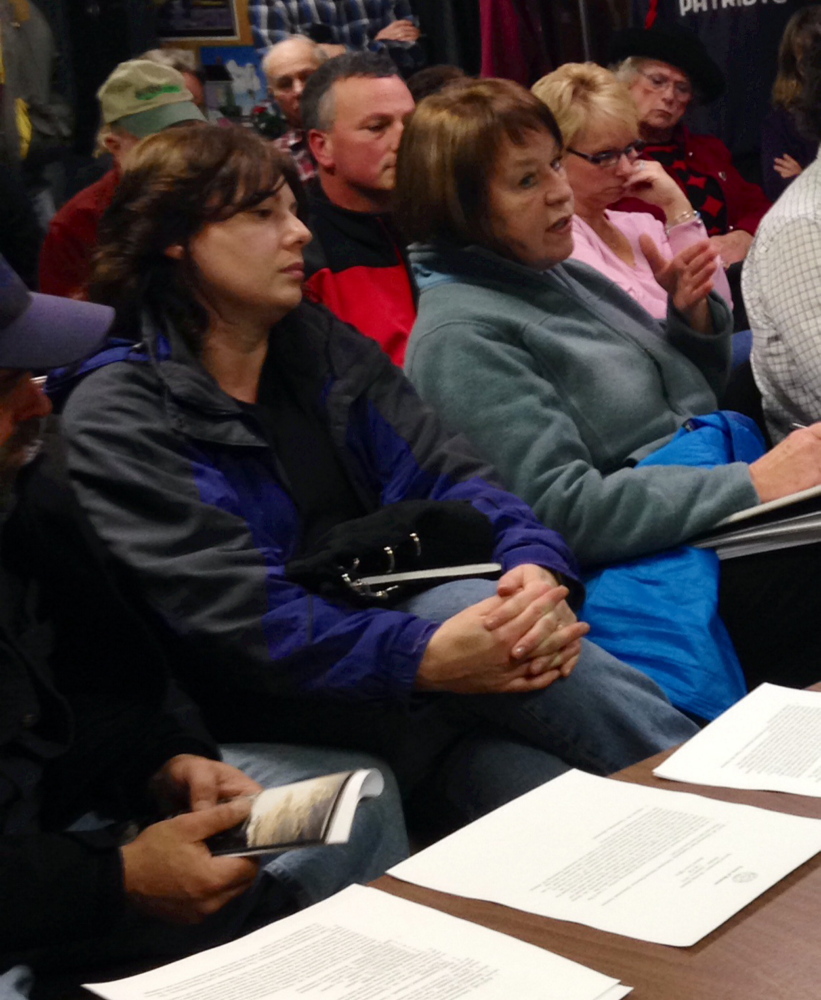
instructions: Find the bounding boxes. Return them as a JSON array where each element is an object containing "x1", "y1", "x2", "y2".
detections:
[{"x1": 375, "y1": 748, "x2": 821, "y2": 1000}]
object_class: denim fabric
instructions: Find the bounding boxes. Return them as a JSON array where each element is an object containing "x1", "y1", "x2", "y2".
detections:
[
  {"x1": 395, "y1": 579, "x2": 698, "y2": 831},
  {"x1": 220, "y1": 743, "x2": 408, "y2": 909}
]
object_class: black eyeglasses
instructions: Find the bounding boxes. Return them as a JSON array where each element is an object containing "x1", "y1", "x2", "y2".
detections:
[{"x1": 566, "y1": 141, "x2": 646, "y2": 169}]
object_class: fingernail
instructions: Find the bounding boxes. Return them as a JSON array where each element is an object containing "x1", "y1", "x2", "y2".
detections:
[{"x1": 513, "y1": 645, "x2": 526, "y2": 658}]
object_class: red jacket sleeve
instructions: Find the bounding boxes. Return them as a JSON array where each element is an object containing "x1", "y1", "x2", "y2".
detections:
[
  {"x1": 693, "y1": 133, "x2": 771, "y2": 236},
  {"x1": 39, "y1": 219, "x2": 93, "y2": 299}
]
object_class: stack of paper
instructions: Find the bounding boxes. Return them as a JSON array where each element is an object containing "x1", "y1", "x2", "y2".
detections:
[
  {"x1": 693, "y1": 483, "x2": 821, "y2": 559},
  {"x1": 389, "y1": 769, "x2": 821, "y2": 946},
  {"x1": 654, "y1": 682, "x2": 821, "y2": 794},
  {"x1": 85, "y1": 884, "x2": 630, "y2": 1000}
]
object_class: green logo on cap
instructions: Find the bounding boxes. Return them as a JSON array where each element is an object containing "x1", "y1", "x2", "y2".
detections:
[{"x1": 136, "y1": 84, "x2": 183, "y2": 101}]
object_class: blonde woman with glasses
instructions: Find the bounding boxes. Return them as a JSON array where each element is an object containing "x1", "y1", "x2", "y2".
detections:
[{"x1": 532, "y1": 62, "x2": 732, "y2": 320}]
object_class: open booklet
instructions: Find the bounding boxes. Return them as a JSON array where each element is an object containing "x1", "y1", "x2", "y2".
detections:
[
  {"x1": 692, "y1": 482, "x2": 821, "y2": 559},
  {"x1": 206, "y1": 769, "x2": 383, "y2": 857}
]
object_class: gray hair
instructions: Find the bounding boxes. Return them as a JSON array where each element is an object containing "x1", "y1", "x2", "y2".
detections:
[
  {"x1": 140, "y1": 47, "x2": 199, "y2": 76},
  {"x1": 261, "y1": 35, "x2": 325, "y2": 82},
  {"x1": 611, "y1": 56, "x2": 650, "y2": 87}
]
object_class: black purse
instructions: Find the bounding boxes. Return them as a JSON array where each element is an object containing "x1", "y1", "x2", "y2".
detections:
[{"x1": 285, "y1": 500, "x2": 501, "y2": 606}]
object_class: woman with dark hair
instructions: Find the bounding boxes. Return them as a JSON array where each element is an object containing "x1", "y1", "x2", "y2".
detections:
[
  {"x1": 51, "y1": 123, "x2": 694, "y2": 836},
  {"x1": 400, "y1": 78, "x2": 821, "y2": 716},
  {"x1": 760, "y1": 6, "x2": 821, "y2": 201}
]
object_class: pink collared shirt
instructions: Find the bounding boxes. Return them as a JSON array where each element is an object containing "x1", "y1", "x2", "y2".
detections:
[{"x1": 570, "y1": 209, "x2": 733, "y2": 320}]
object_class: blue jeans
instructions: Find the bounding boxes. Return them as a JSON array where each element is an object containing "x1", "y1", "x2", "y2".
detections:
[
  {"x1": 221, "y1": 743, "x2": 408, "y2": 910},
  {"x1": 0, "y1": 743, "x2": 408, "y2": 994},
  {"x1": 215, "y1": 580, "x2": 696, "y2": 836},
  {"x1": 393, "y1": 579, "x2": 698, "y2": 831}
]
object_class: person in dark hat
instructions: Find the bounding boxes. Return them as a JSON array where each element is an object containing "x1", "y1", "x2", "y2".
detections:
[
  {"x1": 631, "y1": 0, "x2": 802, "y2": 170},
  {"x1": 609, "y1": 27, "x2": 771, "y2": 269}
]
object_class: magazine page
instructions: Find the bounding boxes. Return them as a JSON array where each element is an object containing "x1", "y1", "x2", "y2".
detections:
[{"x1": 207, "y1": 768, "x2": 383, "y2": 857}]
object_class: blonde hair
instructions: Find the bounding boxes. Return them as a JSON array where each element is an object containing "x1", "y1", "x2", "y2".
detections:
[{"x1": 532, "y1": 62, "x2": 639, "y2": 147}]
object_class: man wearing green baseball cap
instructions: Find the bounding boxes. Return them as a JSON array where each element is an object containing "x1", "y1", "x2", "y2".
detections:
[{"x1": 39, "y1": 60, "x2": 205, "y2": 300}]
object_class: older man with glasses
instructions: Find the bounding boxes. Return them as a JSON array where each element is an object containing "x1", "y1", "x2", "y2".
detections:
[{"x1": 610, "y1": 27, "x2": 770, "y2": 270}]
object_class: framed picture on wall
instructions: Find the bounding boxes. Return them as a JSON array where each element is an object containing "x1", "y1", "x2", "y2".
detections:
[
  {"x1": 157, "y1": 0, "x2": 239, "y2": 41},
  {"x1": 201, "y1": 45, "x2": 267, "y2": 119}
]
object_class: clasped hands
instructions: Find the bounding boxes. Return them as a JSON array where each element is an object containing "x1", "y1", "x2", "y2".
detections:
[{"x1": 416, "y1": 564, "x2": 589, "y2": 695}]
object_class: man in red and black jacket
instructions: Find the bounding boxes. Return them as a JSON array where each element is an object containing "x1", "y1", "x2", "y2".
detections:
[{"x1": 300, "y1": 52, "x2": 417, "y2": 366}]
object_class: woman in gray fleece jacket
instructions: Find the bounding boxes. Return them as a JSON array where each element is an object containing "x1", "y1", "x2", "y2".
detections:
[{"x1": 398, "y1": 77, "x2": 821, "y2": 692}]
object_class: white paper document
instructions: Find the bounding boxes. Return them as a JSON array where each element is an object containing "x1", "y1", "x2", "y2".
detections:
[
  {"x1": 84, "y1": 884, "x2": 629, "y2": 1000},
  {"x1": 693, "y1": 483, "x2": 821, "y2": 559},
  {"x1": 389, "y1": 770, "x2": 821, "y2": 947},
  {"x1": 711, "y1": 482, "x2": 821, "y2": 526},
  {"x1": 654, "y1": 683, "x2": 821, "y2": 795}
]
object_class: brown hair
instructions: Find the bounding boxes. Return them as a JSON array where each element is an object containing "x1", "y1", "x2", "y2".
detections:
[
  {"x1": 89, "y1": 124, "x2": 301, "y2": 350},
  {"x1": 532, "y1": 63, "x2": 638, "y2": 148},
  {"x1": 395, "y1": 77, "x2": 562, "y2": 248},
  {"x1": 406, "y1": 64, "x2": 466, "y2": 103},
  {"x1": 773, "y1": 5, "x2": 821, "y2": 108}
]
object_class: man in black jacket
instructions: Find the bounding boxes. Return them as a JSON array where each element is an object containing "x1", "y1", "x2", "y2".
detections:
[{"x1": 0, "y1": 258, "x2": 406, "y2": 997}]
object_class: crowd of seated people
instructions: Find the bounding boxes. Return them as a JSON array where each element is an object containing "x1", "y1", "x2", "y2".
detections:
[
  {"x1": 7, "y1": 11, "x2": 821, "y2": 996},
  {"x1": 399, "y1": 77, "x2": 821, "y2": 713},
  {"x1": 50, "y1": 123, "x2": 692, "y2": 830}
]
